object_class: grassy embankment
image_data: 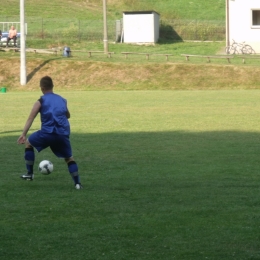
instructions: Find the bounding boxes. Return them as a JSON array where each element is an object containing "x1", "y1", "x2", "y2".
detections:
[
  {"x1": 1, "y1": 0, "x2": 259, "y2": 91},
  {"x1": 1, "y1": 40, "x2": 260, "y2": 91}
]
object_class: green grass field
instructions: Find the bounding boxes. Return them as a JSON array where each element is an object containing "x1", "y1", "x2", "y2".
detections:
[
  {"x1": 0, "y1": 0, "x2": 225, "y2": 21},
  {"x1": 1, "y1": 90, "x2": 260, "y2": 259},
  {"x1": 1, "y1": 1, "x2": 260, "y2": 259},
  {"x1": 0, "y1": 0, "x2": 226, "y2": 43}
]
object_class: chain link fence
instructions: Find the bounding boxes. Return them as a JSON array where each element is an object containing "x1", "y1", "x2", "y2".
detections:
[
  {"x1": 26, "y1": 18, "x2": 118, "y2": 41},
  {"x1": 0, "y1": 16, "x2": 225, "y2": 42}
]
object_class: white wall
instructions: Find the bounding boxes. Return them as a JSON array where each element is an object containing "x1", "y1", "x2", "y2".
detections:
[
  {"x1": 123, "y1": 12, "x2": 160, "y2": 43},
  {"x1": 229, "y1": 0, "x2": 260, "y2": 53}
]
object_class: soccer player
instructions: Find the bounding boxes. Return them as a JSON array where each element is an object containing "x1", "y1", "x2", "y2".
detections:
[{"x1": 17, "y1": 76, "x2": 82, "y2": 189}]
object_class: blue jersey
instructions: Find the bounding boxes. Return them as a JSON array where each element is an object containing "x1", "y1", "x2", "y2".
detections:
[{"x1": 39, "y1": 93, "x2": 70, "y2": 135}]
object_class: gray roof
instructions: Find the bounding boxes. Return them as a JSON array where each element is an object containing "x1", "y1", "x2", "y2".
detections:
[{"x1": 123, "y1": 10, "x2": 160, "y2": 16}]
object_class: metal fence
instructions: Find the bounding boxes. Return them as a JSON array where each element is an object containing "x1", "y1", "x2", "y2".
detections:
[
  {"x1": 26, "y1": 18, "x2": 115, "y2": 41},
  {"x1": 0, "y1": 22, "x2": 21, "y2": 32},
  {"x1": 0, "y1": 16, "x2": 226, "y2": 42}
]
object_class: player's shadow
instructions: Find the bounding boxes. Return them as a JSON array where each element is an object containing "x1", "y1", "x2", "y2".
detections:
[
  {"x1": 0, "y1": 129, "x2": 38, "y2": 135},
  {"x1": 27, "y1": 57, "x2": 62, "y2": 83}
]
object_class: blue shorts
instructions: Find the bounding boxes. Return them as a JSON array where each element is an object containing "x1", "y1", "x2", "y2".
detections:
[{"x1": 28, "y1": 130, "x2": 72, "y2": 158}]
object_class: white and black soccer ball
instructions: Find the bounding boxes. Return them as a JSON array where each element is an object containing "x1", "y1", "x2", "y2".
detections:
[{"x1": 38, "y1": 160, "x2": 53, "y2": 175}]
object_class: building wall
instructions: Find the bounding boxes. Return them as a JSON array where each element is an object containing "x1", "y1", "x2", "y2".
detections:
[
  {"x1": 123, "y1": 12, "x2": 160, "y2": 43},
  {"x1": 229, "y1": 0, "x2": 260, "y2": 53},
  {"x1": 154, "y1": 13, "x2": 160, "y2": 42}
]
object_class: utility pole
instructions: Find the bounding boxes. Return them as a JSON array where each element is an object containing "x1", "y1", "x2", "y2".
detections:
[
  {"x1": 103, "y1": 0, "x2": 109, "y2": 53},
  {"x1": 226, "y1": 0, "x2": 230, "y2": 48},
  {"x1": 20, "y1": 0, "x2": 26, "y2": 85}
]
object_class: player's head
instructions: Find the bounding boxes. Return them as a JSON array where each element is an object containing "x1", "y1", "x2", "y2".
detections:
[{"x1": 40, "y1": 76, "x2": 54, "y2": 92}]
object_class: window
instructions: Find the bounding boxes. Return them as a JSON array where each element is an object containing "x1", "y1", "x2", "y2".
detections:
[{"x1": 252, "y1": 10, "x2": 260, "y2": 28}]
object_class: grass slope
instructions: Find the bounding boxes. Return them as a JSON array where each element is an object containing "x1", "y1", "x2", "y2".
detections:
[
  {"x1": 0, "y1": 0, "x2": 225, "y2": 20},
  {"x1": 1, "y1": 40, "x2": 260, "y2": 91}
]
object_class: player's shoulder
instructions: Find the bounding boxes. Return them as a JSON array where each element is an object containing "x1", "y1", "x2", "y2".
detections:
[
  {"x1": 54, "y1": 93, "x2": 67, "y2": 101},
  {"x1": 42, "y1": 92, "x2": 66, "y2": 102},
  {"x1": 54, "y1": 93, "x2": 66, "y2": 100}
]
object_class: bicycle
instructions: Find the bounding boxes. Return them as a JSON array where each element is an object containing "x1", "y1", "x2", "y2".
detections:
[{"x1": 225, "y1": 39, "x2": 255, "y2": 55}]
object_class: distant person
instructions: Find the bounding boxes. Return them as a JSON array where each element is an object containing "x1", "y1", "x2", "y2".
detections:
[
  {"x1": 0, "y1": 30, "x2": 2, "y2": 41},
  {"x1": 6, "y1": 25, "x2": 17, "y2": 47}
]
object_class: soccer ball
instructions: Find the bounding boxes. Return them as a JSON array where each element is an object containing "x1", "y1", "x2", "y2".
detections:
[{"x1": 38, "y1": 160, "x2": 53, "y2": 175}]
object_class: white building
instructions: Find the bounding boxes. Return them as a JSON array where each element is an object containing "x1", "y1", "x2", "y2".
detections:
[
  {"x1": 123, "y1": 11, "x2": 160, "y2": 44},
  {"x1": 227, "y1": 0, "x2": 260, "y2": 53}
]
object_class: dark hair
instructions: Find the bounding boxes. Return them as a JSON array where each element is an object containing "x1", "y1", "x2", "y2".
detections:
[{"x1": 40, "y1": 76, "x2": 54, "y2": 90}]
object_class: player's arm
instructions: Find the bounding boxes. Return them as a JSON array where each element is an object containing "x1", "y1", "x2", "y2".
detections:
[{"x1": 17, "y1": 101, "x2": 41, "y2": 144}]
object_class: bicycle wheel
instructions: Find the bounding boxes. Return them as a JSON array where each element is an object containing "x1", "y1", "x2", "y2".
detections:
[
  {"x1": 226, "y1": 46, "x2": 236, "y2": 54},
  {"x1": 242, "y1": 45, "x2": 252, "y2": 54},
  {"x1": 249, "y1": 46, "x2": 256, "y2": 54},
  {"x1": 242, "y1": 45, "x2": 256, "y2": 55},
  {"x1": 225, "y1": 46, "x2": 232, "y2": 54}
]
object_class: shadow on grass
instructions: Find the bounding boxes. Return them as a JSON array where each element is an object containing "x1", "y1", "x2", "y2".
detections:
[
  {"x1": 2, "y1": 130, "x2": 259, "y2": 179},
  {"x1": 0, "y1": 129, "x2": 38, "y2": 135},
  {"x1": 76, "y1": 130, "x2": 260, "y2": 178},
  {"x1": 159, "y1": 22, "x2": 183, "y2": 44},
  {"x1": 1, "y1": 130, "x2": 260, "y2": 259},
  {"x1": 26, "y1": 57, "x2": 63, "y2": 83}
]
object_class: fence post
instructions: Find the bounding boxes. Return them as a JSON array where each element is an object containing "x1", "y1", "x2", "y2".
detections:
[
  {"x1": 42, "y1": 18, "x2": 43, "y2": 39},
  {"x1": 195, "y1": 20, "x2": 197, "y2": 40},
  {"x1": 78, "y1": 19, "x2": 80, "y2": 41}
]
